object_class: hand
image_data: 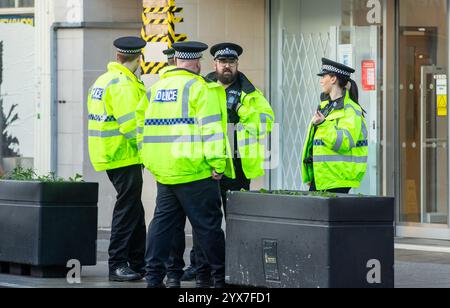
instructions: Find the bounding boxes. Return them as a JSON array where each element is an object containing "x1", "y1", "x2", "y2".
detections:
[
  {"x1": 307, "y1": 182, "x2": 311, "y2": 187},
  {"x1": 312, "y1": 111, "x2": 325, "y2": 125},
  {"x1": 212, "y1": 170, "x2": 223, "y2": 181},
  {"x1": 232, "y1": 102, "x2": 242, "y2": 113}
]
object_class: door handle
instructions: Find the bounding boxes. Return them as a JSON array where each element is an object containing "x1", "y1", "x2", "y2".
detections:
[
  {"x1": 424, "y1": 142, "x2": 447, "y2": 148},
  {"x1": 426, "y1": 138, "x2": 447, "y2": 143}
]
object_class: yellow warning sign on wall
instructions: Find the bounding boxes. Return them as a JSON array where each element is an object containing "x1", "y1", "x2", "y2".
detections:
[
  {"x1": 437, "y1": 95, "x2": 447, "y2": 117},
  {"x1": 436, "y1": 77, "x2": 447, "y2": 117}
]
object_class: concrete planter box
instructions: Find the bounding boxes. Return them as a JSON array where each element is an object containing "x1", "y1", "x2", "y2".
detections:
[
  {"x1": 225, "y1": 191, "x2": 395, "y2": 288},
  {"x1": 0, "y1": 180, "x2": 98, "y2": 277}
]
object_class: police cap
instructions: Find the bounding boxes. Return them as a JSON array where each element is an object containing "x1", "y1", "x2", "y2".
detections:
[
  {"x1": 172, "y1": 41, "x2": 208, "y2": 60},
  {"x1": 317, "y1": 58, "x2": 355, "y2": 79},
  {"x1": 163, "y1": 48, "x2": 175, "y2": 59},
  {"x1": 113, "y1": 36, "x2": 146, "y2": 55},
  {"x1": 210, "y1": 43, "x2": 243, "y2": 60}
]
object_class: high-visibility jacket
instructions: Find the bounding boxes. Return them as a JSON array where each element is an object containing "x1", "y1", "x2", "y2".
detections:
[
  {"x1": 87, "y1": 62, "x2": 146, "y2": 171},
  {"x1": 136, "y1": 68, "x2": 235, "y2": 185},
  {"x1": 159, "y1": 65, "x2": 177, "y2": 76},
  {"x1": 206, "y1": 72, "x2": 275, "y2": 180},
  {"x1": 301, "y1": 90, "x2": 369, "y2": 190}
]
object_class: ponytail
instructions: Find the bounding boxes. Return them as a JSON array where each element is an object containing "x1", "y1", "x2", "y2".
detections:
[
  {"x1": 335, "y1": 75, "x2": 365, "y2": 115},
  {"x1": 332, "y1": 74, "x2": 359, "y2": 104},
  {"x1": 329, "y1": 74, "x2": 363, "y2": 112},
  {"x1": 348, "y1": 79, "x2": 359, "y2": 104}
]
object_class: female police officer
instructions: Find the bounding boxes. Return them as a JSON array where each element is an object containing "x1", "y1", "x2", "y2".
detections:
[{"x1": 301, "y1": 58, "x2": 369, "y2": 194}]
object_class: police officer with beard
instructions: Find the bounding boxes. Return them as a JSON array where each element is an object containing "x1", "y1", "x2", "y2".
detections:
[{"x1": 207, "y1": 43, "x2": 275, "y2": 211}]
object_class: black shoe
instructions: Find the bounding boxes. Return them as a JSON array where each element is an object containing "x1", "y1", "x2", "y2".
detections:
[
  {"x1": 166, "y1": 278, "x2": 181, "y2": 288},
  {"x1": 130, "y1": 267, "x2": 146, "y2": 278},
  {"x1": 109, "y1": 266, "x2": 142, "y2": 282},
  {"x1": 181, "y1": 266, "x2": 197, "y2": 281},
  {"x1": 147, "y1": 282, "x2": 166, "y2": 288}
]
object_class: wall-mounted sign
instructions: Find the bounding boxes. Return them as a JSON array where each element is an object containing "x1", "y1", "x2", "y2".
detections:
[
  {"x1": 362, "y1": 60, "x2": 376, "y2": 91},
  {"x1": 338, "y1": 44, "x2": 353, "y2": 68},
  {"x1": 0, "y1": 15, "x2": 34, "y2": 26},
  {"x1": 436, "y1": 76, "x2": 447, "y2": 117}
]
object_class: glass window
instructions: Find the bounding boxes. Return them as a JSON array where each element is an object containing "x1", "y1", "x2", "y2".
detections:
[
  {"x1": 270, "y1": 0, "x2": 383, "y2": 195},
  {"x1": 18, "y1": 0, "x2": 33, "y2": 7},
  {"x1": 0, "y1": 0, "x2": 15, "y2": 8},
  {"x1": 0, "y1": 0, "x2": 34, "y2": 9}
]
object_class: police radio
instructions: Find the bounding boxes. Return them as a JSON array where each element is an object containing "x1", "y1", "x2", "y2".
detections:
[{"x1": 319, "y1": 102, "x2": 335, "y2": 119}]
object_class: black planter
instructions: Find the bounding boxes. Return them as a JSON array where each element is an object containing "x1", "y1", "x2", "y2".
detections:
[
  {"x1": 0, "y1": 180, "x2": 98, "y2": 276},
  {"x1": 225, "y1": 191, "x2": 395, "y2": 288}
]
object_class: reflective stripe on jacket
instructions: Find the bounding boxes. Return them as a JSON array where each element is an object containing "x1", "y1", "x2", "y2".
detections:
[
  {"x1": 206, "y1": 72, "x2": 275, "y2": 180},
  {"x1": 87, "y1": 62, "x2": 146, "y2": 171},
  {"x1": 136, "y1": 68, "x2": 235, "y2": 185},
  {"x1": 301, "y1": 90, "x2": 368, "y2": 190}
]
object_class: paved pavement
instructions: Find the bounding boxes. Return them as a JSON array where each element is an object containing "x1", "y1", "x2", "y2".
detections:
[
  {"x1": 395, "y1": 238, "x2": 450, "y2": 288},
  {"x1": 2, "y1": 234, "x2": 450, "y2": 288}
]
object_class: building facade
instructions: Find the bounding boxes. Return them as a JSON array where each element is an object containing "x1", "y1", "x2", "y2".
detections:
[
  {"x1": 269, "y1": 0, "x2": 450, "y2": 240},
  {"x1": 1, "y1": 0, "x2": 449, "y2": 239}
]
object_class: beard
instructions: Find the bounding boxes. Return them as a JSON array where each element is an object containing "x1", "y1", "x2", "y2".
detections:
[{"x1": 217, "y1": 69, "x2": 238, "y2": 85}]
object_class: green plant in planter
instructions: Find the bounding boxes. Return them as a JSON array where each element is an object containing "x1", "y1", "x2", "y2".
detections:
[
  {"x1": 258, "y1": 188, "x2": 338, "y2": 198},
  {"x1": 309, "y1": 191, "x2": 338, "y2": 198},
  {"x1": 5, "y1": 166, "x2": 35, "y2": 181},
  {"x1": 1, "y1": 167, "x2": 84, "y2": 183},
  {"x1": 68, "y1": 174, "x2": 84, "y2": 182}
]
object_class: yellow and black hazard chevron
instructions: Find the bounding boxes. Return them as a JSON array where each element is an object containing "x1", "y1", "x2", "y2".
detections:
[
  {"x1": 141, "y1": 28, "x2": 187, "y2": 43},
  {"x1": 141, "y1": 0, "x2": 188, "y2": 75},
  {"x1": 143, "y1": 6, "x2": 183, "y2": 14},
  {"x1": 141, "y1": 61, "x2": 168, "y2": 75},
  {"x1": 142, "y1": 14, "x2": 183, "y2": 26}
]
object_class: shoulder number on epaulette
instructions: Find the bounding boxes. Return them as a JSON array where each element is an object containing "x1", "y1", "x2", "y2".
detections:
[{"x1": 91, "y1": 88, "x2": 105, "y2": 100}]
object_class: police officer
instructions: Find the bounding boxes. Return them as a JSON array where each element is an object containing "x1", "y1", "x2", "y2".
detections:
[
  {"x1": 163, "y1": 48, "x2": 176, "y2": 66},
  {"x1": 207, "y1": 43, "x2": 275, "y2": 210},
  {"x1": 177, "y1": 43, "x2": 275, "y2": 286},
  {"x1": 159, "y1": 47, "x2": 198, "y2": 287},
  {"x1": 87, "y1": 37, "x2": 147, "y2": 281},
  {"x1": 136, "y1": 41, "x2": 234, "y2": 288},
  {"x1": 302, "y1": 58, "x2": 369, "y2": 193}
]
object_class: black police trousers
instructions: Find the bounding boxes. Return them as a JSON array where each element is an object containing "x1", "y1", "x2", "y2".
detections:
[
  {"x1": 145, "y1": 178, "x2": 226, "y2": 286},
  {"x1": 166, "y1": 217, "x2": 189, "y2": 280},
  {"x1": 106, "y1": 164, "x2": 146, "y2": 271},
  {"x1": 220, "y1": 159, "x2": 251, "y2": 216},
  {"x1": 166, "y1": 159, "x2": 251, "y2": 280},
  {"x1": 166, "y1": 227, "x2": 209, "y2": 281}
]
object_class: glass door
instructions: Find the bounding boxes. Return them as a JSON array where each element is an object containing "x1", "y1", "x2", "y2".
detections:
[
  {"x1": 420, "y1": 66, "x2": 448, "y2": 224},
  {"x1": 397, "y1": 0, "x2": 450, "y2": 234}
]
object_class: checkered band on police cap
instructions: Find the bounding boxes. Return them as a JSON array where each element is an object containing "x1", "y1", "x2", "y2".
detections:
[
  {"x1": 175, "y1": 51, "x2": 203, "y2": 60},
  {"x1": 321, "y1": 64, "x2": 352, "y2": 77},
  {"x1": 163, "y1": 48, "x2": 175, "y2": 59},
  {"x1": 214, "y1": 48, "x2": 239, "y2": 59},
  {"x1": 116, "y1": 48, "x2": 142, "y2": 54}
]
